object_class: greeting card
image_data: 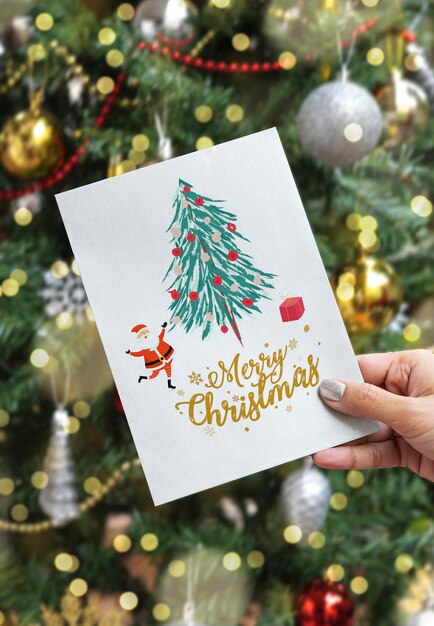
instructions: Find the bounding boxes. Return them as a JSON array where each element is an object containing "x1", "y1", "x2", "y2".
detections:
[{"x1": 56, "y1": 128, "x2": 378, "y2": 505}]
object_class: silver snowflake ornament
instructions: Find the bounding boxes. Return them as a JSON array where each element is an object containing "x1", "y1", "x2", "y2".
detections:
[{"x1": 40, "y1": 267, "x2": 88, "y2": 320}]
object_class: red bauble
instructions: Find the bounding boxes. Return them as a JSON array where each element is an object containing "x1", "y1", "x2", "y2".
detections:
[
  {"x1": 227, "y1": 222, "x2": 236, "y2": 232},
  {"x1": 183, "y1": 186, "x2": 191, "y2": 192},
  {"x1": 228, "y1": 251, "x2": 239, "y2": 262},
  {"x1": 242, "y1": 298, "x2": 254, "y2": 306},
  {"x1": 213, "y1": 276, "x2": 223, "y2": 286},
  {"x1": 172, "y1": 247, "x2": 182, "y2": 256},
  {"x1": 186, "y1": 233, "x2": 195, "y2": 242},
  {"x1": 170, "y1": 289, "x2": 180, "y2": 300},
  {"x1": 221, "y1": 325, "x2": 228, "y2": 333},
  {"x1": 189, "y1": 291, "x2": 199, "y2": 301},
  {"x1": 195, "y1": 197, "x2": 204, "y2": 206},
  {"x1": 297, "y1": 579, "x2": 354, "y2": 626}
]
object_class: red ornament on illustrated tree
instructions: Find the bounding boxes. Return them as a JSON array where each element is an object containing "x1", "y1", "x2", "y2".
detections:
[
  {"x1": 183, "y1": 186, "x2": 191, "y2": 192},
  {"x1": 213, "y1": 276, "x2": 223, "y2": 286},
  {"x1": 186, "y1": 233, "x2": 195, "y2": 242},
  {"x1": 170, "y1": 290, "x2": 180, "y2": 300},
  {"x1": 227, "y1": 222, "x2": 236, "y2": 232},
  {"x1": 221, "y1": 325, "x2": 228, "y2": 333},
  {"x1": 228, "y1": 250, "x2": 239, "y2": 262},
  {"x1": 242, "y1": 298, "x2": 254, "y2": 306},
  {"x1": 194, "y1": 196, "x2": 204, "y2": 206},
  {"x1": 189, "y1": 291, "x2": 199, "y2": 301},
  {"x1": 297, "y1": 579, "x2": 354, "y2": 626},
  {"x1": 172, "y1": 247, "x2": 182, "y2": 257}
]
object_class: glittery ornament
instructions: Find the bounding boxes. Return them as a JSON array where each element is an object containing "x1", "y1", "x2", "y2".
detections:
[
  {"x1": 39, "y1": 408, "x2": 79, "y2": 527},
  {"x1": 297, "y1": 579, "x2": 354, "y2": 626},
  {"x1": 212, "y1": 231, "x2": 221, "y2": 242},
  {"x1": 134, "y1": 0, "x2": 197, "y2": 44},
  {"x1": 171, "y1": 226, "x2": 181, "y2": 238},
  {"x1": 297, "y1": 77, "x2": 383, "y2": 167},
  {"x1": 376, "y1": 68, "x2": 429, "y2": 147},
  {"x1": 40, "y1": 266, "x2": 88, "y2": 320},
  {"x1": 333, "y1": 253, "x2": 402, "y2": 333},
  {"x1": 201, "y1": 252, "x2": 210, "y2": 262},
  {"x1": 1, "y1": 92, "x2": 64, "y2": 180},
  {"x1": 281, "y1": 458, "x2": 331, "y2": 544}
]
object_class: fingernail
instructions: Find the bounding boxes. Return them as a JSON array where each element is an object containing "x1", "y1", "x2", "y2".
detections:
[{"x1": 319, "y1": 379, "x2": 346, "y2": 402}]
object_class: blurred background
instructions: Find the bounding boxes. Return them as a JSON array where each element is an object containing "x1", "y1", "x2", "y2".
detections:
[{"x1": 0, "y1": 0, "x2": 433, "y2": 624}]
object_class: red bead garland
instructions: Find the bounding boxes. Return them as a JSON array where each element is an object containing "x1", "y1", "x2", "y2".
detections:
[
  {"x1": 137, "y1": 16, "x2": 379, "y2": 74},
  {"x1": 0, "y1": 72, "x2": 127, "y2": 200}
]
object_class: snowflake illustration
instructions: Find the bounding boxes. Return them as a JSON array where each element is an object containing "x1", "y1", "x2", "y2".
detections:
[
  {"x1": 232, "y1": 395, "x2": 240, "y2": 402},
  {"x1": 188, "y1": 371, "x2": 203, "y2": 385},
  {"x1": 286, "y1": 405, "x2": 293, "y2": 413},
  {"x1": 40, "y1": 265, "x2": 88, "y2": 321},
  {"x1": 177, "y1": 389, "x2": 185, "y2": 396},
  {"x1": 204, "y1": 426, "x2": 215, "y2": 437},
  {"x1": 288, "y1": 338, "x2": 298, "y2": 350}
]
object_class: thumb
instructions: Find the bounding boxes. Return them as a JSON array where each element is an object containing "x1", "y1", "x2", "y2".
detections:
[{"x1": 319, "y1": 379, "x2": 414, "y2": 433}]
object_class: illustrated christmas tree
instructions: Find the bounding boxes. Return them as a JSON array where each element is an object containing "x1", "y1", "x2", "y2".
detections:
[{"x1": 164, "y1": 179, "x2": 275, "y2": 343}]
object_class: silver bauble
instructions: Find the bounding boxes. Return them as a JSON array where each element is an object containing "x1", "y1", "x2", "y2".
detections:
[
  {"x1": 39, "y1": 408, "x2": 79, "y2": 527},
  {"x1": 281, "y1": 458, "x2": 331, "y2": 544},
  {"x1": 297, "y1": 78, "x2": 383, "y2": 167},
  {"x1": 134, "y1": 0, "x2": 197, "y2": 44}
]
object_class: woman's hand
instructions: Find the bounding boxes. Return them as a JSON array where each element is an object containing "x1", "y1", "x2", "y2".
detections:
[{"x1": 313, "y1": 350, "x2": 434, "y2": 480}]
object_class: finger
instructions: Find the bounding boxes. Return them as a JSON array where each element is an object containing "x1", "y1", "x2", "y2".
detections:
[
  {"x1": 318, "y1": 378, "x2": 416, "y2": 435},
  {"x1": 356, "y1": 353, "x2": 396, "y2": 386},
  {"x1": 313, "y1": 439, "x2": 402, "y2": 470},
  {"x1": 350, "y1": 422, "x2": 395, "y2": 445}
]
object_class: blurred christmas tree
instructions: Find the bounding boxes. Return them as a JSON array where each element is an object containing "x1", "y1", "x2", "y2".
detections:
[{"x1": 0, "y1": 1, "x2": 433, "y2": 626}]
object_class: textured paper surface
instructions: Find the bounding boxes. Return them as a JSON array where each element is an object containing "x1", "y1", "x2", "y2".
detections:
[{"x1": 56, "y1": 128, "x2": 378, "y2": 505}]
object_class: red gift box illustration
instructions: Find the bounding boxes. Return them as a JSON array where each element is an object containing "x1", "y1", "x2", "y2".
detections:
[{"x1": 279, "y1": 296, "x2": 305, "y2": 322}]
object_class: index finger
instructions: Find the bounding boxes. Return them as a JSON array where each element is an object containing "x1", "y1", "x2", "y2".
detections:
[{"x1": 357, "y1": 353, "x2": 396, "y2": 386}]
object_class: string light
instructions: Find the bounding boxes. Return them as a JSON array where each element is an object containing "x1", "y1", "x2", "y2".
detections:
[
  {"x1": 10, "y1": 269, "x2": 27, "y2": 286},
  {"x1": 98, "y1": 28, "x2": 116, "y2": 45},
  {"x1": 403, "y1": 323, "x2": 421, "y2": 343},
  {"x1": 97, "y1": 76, "x2": 115, "y2": 95},
  {"x1": 51, "y1": 260, "x2": 69, "y2": 279},
  {"x1": 140, "y1": 532, "x2": 159, "y2": 551},
  {"x1": 211, "y1": 0, "x2": 231, "y2": 8},
  {"x1": 11, "y1": 504, "x2": 29, "y2": 522},
  {"x1": 28, "y1": 44, "x2": 46, "y2": 61},
  {"x1": 83, "y1": 477, "x2": 102, "y2": 495},
  {"x1": 330, "y1": 493, "x2": 348, "y2": 511},
  {"x1": 395, "y1": 554, "x2": 414, "y2": 574},
  {"x1": 232, "y1": 33, "x2": 250, "y2": 51},
  {"x1": 128, "y1": 149, "x2": 146, "y2": 165},
  {"x1": 120, "y1": 592, "x2": 139, "y2": 611},
  {"x1": 71, "y1": 260, "x2": 80, "y2": 275},
  {"x1": 0, "y1": 478, "x2": 15, "y2": 496},
  {"x1": 247, "y1": 550, "x2": 265, "y2": 568},
  {"x1": 347, "y1": 470, "x2": 365, "y2": 488},
  {"x1": 54, "y1": 553, "x2": 74, "y2": 572},
  {"x1": 113, "y1": 534, "x2": 132, "y2": 553},
  {"x1": 326, "y1": 564, "x2": 345, "y2": 582},
  {"x1": 366, "y1": 47, "x2": 384, "y2": 66},
  {"x1": 106, "y1": 50, "x2": 124, "y2": 67},
  {"x1": 153, "y1": 603, "x2": 171, "y2": 621},
  {"x1": 132, "y1": 134, "x2": 150, "y2": 151},
  {"x1": 278, "y1": 51, "x2": 297, "y2": 69},
  {"x1": 117, "y1": 3, "x2": 135, "y2": 21},
  {"x1": 31, "y1": 471, "x2": 49, "y2": 489},
  {"x1": 73, "y1": 401, "x2": 91, "y2": 418},
  {"x1": 14, "y1": 207, "x2": 33, "y2": 226},
  {"x1": 350, "y1": 576, "x2": 369, "y2": 594},
  {"x1": 344, "y1": 123, "x2": 363, "y2": 143},
  {"x1": 222, "y1": 551, "x2": 242, "y2": 571},
  {"x1": 196, "y1": 136, "x2": 214, "y2": 150},
  {"x1": 195, "y1": 105, "x2": 213, "y2": 123},
  {"x1": 225, "y1": 104, "x2": 244, "y2": 122},
  {"x1": 2, "y1": 278, "x2": 19, "y2": 297},
  {"x1": 63, "y1": 416, "x2": 80, "y2": 434},
  {"x1": 411, "y1": 195, "x2": 432, "y2": 217},
  {"x1": 56, "y1": 311, "x2": 74, "y2": 330},
  {"x1": 30, "y1": 348, "x2": 49, "y2": 368},
  {"x1": 283, "y1": 525, "x2": 302, "y2": 544},
  {"x1": 35, "y1": 13, "x2": 54, "y2": 31},
  {"x1": 405, "y1": 53, "x2": 423, "y2": 72},
  {"x1": 168, "y1": 559, "x2": 186, "y2": 577},
  {"x1": 308, "y1": 531, "x2": 326, "y2": 549},
  {"x1": 69, "y1": 578, "x2": 88, "y2": 597}
]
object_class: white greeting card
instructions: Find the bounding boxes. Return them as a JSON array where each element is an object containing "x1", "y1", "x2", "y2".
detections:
[{"x1": 56, "y1": 128, "x2": 377, "y2": 505}]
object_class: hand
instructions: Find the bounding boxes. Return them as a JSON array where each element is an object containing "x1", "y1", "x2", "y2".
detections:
[
  {"x1": 125, "y1": 349, "x2": 130, "y2": 354},
  {"x1": 313, "y1": 350, "x2": 434, "y2": 481},
  {"x1": 161, "y1": 322, "x2": 168, "y2": 328}
]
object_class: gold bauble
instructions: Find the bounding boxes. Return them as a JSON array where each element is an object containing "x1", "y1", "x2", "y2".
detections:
[
  {"x1": 333, "y1": 254, "x2": 402, "y2": 333},
  {"x1": 376, "y1": 68, "x2": 430, "y2": 147},
  {"x1": 0, "y1": 92, "x2": 64, "y2": 180}
]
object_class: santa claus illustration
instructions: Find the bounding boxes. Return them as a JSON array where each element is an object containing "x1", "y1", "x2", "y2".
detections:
[{"x1": 126, "y1": 322, "x2": 176, "y2": 389}]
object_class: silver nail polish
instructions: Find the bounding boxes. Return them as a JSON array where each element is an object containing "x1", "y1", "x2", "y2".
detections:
[{"x1": 319, "y1": 379, "x2": 346, "y2": 401}]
